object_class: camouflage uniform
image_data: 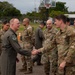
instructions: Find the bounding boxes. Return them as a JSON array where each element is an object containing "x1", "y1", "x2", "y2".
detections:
[
  {"x1": 39, "y1": 26, "x2": 58, "y2": 75},
  {"x1": 56, "y1": 26, "x2": 75, "y2": 75},
  {"x1": 22, "y1": 25, "x2": 34, "y2": 73}
]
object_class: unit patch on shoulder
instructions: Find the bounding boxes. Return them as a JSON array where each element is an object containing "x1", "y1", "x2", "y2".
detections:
[{"x1": 12, "y1": 36, "x2": 17, "y2": 41}]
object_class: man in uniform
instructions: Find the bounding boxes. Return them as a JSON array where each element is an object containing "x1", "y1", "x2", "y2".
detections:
[
  {"x1": 0, "y1": 20, "x2": 9, "y2": 74},
  {"x1": 32, "y1": 22, "x2": 45, "y2": 65},
  {"x1": 33, "y1": 19, "x2": 58, "y2": 75},
  {"x1": 20, "y1": 18, "x2": 34, "y2": 74},
  {"x1": 1, "y1": 18, "x2": 37, "y2": 75},
  {"x1": 55, "y1": 14, "x2": 75, "y2": 75}
]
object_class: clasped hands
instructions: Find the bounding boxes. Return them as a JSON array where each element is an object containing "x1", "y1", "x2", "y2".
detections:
[
  {"x1": 31, "y1": 49, "x2": 40, "y2": 55},
  {"x1": 59, "y1": 61, "x2": 66, "y2": 70}
]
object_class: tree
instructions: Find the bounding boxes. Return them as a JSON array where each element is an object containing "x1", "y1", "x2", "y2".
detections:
[
  {"x1": 39, "y1": 7, "x2": 47, "y2": 21},
  {"x1": 49, "y1": 10, "x2": 65, "y2": 18},
  {"x1": 0, "y1": 1, "x2": 22, "y2": 20},
  {"x1": 39, "y1": 1, "x2": 68, "y2": 19},
  {"x1": 49, "y1": 2, "x2": 68, "y2": 12}
]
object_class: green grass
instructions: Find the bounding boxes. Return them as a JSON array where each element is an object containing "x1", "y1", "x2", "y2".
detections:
[
  {"x1": 0, "y1": 22, "x2": 42, "y2": 33},
  {"x1": 18, "y1": 22, "x2": 39, "y2": 32}
]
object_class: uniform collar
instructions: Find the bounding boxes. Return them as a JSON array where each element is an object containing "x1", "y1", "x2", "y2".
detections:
[
  {"x1": 47, "y1": 27, "x2": 53, "y2": 33},
  {"x1": 9, "y1": 28, "x2": 17, "y2": 36},
  {"x1": 25, "y1": 25, "x2": 30, "y2": 28},
  {"x1": 60, "y1": 25, "x2": 67, "y2": 33}
]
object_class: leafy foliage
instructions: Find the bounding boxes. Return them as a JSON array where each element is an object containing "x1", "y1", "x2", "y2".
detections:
[{"x1": 0, "y1": 1, "x2": 22, "y2": 20}]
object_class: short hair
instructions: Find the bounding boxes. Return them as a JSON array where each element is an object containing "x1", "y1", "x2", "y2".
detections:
[
  {"x1": 40, "y1": 22, "x2": 45, "y2": 26},
  {"x1": 23, "y1": 18, "x2": 30, "y2": 23},
  {"x1": 66, "y1": 17, "x2": 70, "y2": 22},
  {"x1": 55, "y1": 14, "x2": 67, "y2": 24},
  {"x1": 3, "y1": 20, "x2": 9, "y2": 25},
  {"x1": 10, "y1": 18, "x2": 18, "y2": 25}
]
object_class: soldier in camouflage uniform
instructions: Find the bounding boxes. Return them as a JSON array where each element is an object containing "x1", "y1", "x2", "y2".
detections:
[
  {"x1": 0, "y1": 20, "x2": 9, "y2": 74},
  {"x1": 55, "y1": 14, "x2": 75, "y2": 75},
  {"x1": 34, "y1": 20, "x2": 58, "y2": 75},
  {"x1": 20, "y1": 18, "x2": 34, "y2": 74}
]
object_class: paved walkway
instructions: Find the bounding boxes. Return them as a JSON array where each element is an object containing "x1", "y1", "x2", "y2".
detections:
[
  {"x1": 16, "y1": 54, "x2": 45, "y2": 75},
  {"x1": 16, "y1": 42, "x2": 45, "y2": 75}
]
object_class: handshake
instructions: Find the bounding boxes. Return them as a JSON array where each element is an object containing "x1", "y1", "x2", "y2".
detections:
[
  {"x1": 31, "y1": 49, "x2": 41, "y2": 55},
  {"x1": 16, "y1": 49, "x2": 41, "y2": 63}
]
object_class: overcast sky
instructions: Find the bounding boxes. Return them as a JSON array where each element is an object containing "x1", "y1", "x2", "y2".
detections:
[{"x1": 0, "y1": 0, "x2": 75, "y2": 14}]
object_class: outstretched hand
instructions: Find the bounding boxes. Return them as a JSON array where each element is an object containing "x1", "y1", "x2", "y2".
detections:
[
  {"x1": 59, "y1": 61, "x2": 66, "y2": 70},
  {"x1": 31, "y1": 49, "x2": 39, "y2": 55}
]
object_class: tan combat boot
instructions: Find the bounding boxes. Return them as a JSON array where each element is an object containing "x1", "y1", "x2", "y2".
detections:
[{"x1": 19, "y1": 65, "x2": 27, "y2": 72}]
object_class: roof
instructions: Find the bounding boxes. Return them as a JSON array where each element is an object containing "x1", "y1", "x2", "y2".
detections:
[{"x1": 64, "y1": 14, "x2": 75, "y2": 18}]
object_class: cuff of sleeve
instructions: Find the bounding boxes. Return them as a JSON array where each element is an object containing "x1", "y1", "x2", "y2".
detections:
[
  {"x1": 64, "y1": 57, "x2": 71, "y2": 63},
  {"x1": 39, "y1": 48, "x2": 44, "y2": 53}
]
